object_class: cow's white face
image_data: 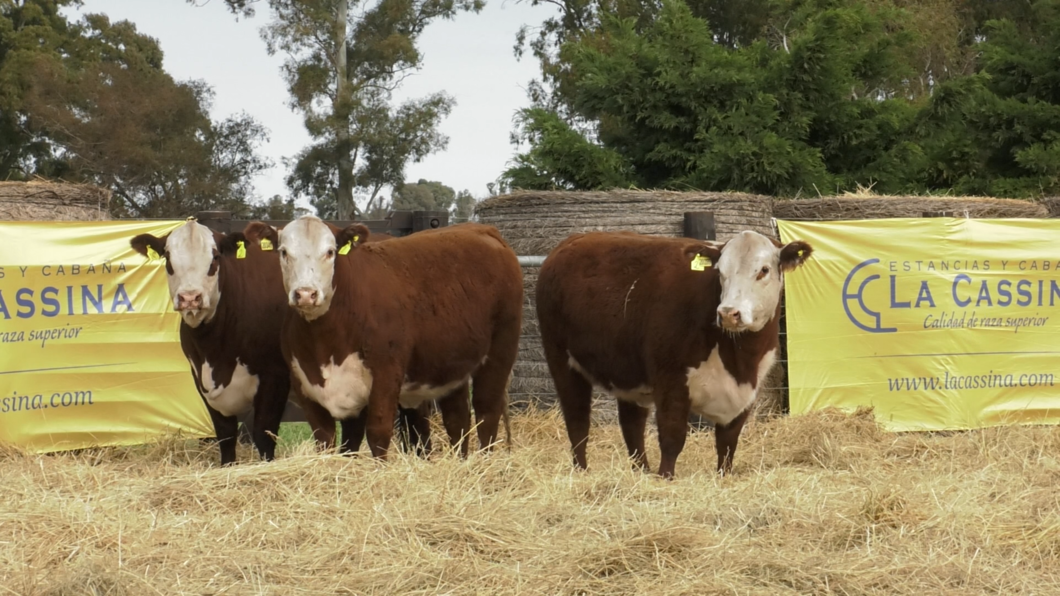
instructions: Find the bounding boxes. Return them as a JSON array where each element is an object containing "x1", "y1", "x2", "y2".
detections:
[
  {"x1": 278, "y1": 215, "x2": 338, "y2": 321},
  {"x1": 163, "y1": 222, "x2": 222, "y2": 328},
  {"x1": 715, "y1": 231, "x2": 811, "y2": 333}
]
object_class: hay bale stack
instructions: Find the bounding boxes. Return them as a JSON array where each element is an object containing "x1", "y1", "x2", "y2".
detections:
[
  {"x1": 476, "y1": 190, "x2": 773, "y2": 256},
  {"x1": 477, "y1": 190, "x2": 779, "y2": 419},
  {"x1": 773, "y1": 195, "x2": 1047, "y2": 220},
  {"x1": 0, "y1": 180, "x2": 111, "y2": 221},
  {"x1": 1042, "y1": 197, "x2": 1060, "y2": 218}
]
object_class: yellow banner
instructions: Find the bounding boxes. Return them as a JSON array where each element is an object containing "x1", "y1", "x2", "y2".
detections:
[
  {"x1": 777, "y1": 218, "x2": 1060, "y2": 431},
  {"x1": 0, "y1": 220, "x2": 214, "y2": 452}
]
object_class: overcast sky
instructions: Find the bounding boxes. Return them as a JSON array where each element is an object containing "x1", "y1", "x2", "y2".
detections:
[{"x1": 69, "y1": 0, "x2": 556, "y2": 210}]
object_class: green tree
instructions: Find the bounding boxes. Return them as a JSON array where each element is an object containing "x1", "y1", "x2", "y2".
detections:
[
  {"x1": 203, "y1": 0, "x2": 258, "y2": 17},
  {"x1": 245, "y1": 194, "x2": 310, "y2": 219},
  {"x1": 908, "y1": 0, "x2": 1060, "y2": 197},
  {"x1": 392, "y1": 178, "x2": 455, "y2": 211},
  {"x1": 452, "y1": 189, "x2": 475, "y2": 220},
  {"x1": 505, "y1": 0, "x2": 921, "y2": 195},
  {"x1": 256, "y1": 0, "x2": 481, "y2": 219},
  {"x1": 0, "y1": 0, "x2": 69, "y2": 179},
  {"x1": 2, "y1": 1, "x2": 270, "y2": 216},
  {"x1": 503, "y1": 108, "x2": 630, "y2": 190},
  {"x1": 504, "y1": 0, "x2": 1060, "y2": 198}
]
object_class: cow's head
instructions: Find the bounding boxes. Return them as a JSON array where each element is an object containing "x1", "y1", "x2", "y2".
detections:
[
  {"x1": 689, "y1": 231, "x2": 813, "y2": 333},
  {"x1": 130, "y1": 221, "x2": 247, "y2": 328},
  {"x1": 277, "y1": 214, "x2": 369, "y2": 321}
]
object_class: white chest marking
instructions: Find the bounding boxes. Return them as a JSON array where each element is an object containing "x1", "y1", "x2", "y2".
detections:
[
  {"x1": 686, "y1": 347, "x2": 776, "y2": 426},
  {"x1": 292, "y1": 354, "x2": 373, "y2": 419},
  {"x1": 192, "y1": 358, "x2": 259, "y2": 417},
  {"x1": 614, "y1": 386, "x2": 655, "y2": 409},
  {"x1": 399, "y1": 378, "x2": 468, "y2": 409}
]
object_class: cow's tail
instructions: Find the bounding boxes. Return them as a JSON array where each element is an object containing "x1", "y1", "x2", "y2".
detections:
[
  {"x1": 503, "y1": 371, "x2": 513, "y2": 451},
  {"x1": 502, "y1": 406, "x2": 513, "y2": 452}
]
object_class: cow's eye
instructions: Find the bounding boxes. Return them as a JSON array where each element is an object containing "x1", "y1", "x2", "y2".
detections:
[
  {"x1": 757, "y1": 266, "x2": 770, "y2": 280},
  {"x1": 279, "y1": 248, "x2": 287, "y2": 259},
  {"x1": 326, "y1": 248, "x2": 335, "y2": 259}
]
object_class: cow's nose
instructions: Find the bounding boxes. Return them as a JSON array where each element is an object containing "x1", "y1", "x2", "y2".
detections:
[
  {"x1": 177, "y1": 291, "x2": 202, "y2": 310},
  {"x1": 717, "y1": 306, "x2": 742, "y2": 327},
  {"x1": 294, "y1": 288, "x2": 318, "y2": 306}
]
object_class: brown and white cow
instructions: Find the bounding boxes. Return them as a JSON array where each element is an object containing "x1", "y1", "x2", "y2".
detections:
[
  {"x1": 131, "y1": 221, "x2": 293, "y2": 465},
  {"x1": 277, "y1": 215, "x2": 522, "y2": 459},
  {"x1": 536, "y1": 230, "x2": 813, "y2": 478},
  {"x1": 132, "y1": 221, "x2": 431, "y2": 464}
]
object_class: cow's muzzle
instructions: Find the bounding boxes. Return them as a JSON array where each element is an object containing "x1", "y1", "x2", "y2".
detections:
[
  {"x1": 292, "y1": 288, "x2": 320, "y2": 308},
  {"x1": 716, "y1": 306, "x2": 747, "y2": 332},
  {"x1": 176, "y1": 291, "x2": 203, "y2": 312}
]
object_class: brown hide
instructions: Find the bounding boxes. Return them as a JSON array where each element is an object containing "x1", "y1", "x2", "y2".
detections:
[
  {"x1": 280, "y1": 222, "x2": 523, "y2": 459},
  {"x1": 278, "y1": 228, "x2": 434, "y2": 457},
  {"x1": 536, "y1": 231, "x2": 806, "y2": 478}
]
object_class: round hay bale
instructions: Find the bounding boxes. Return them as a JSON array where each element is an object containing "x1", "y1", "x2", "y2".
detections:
[
  {"x1": 1042, "y1": 197, "x2": 1060, "y2": 218},
  {"x1": 476, "y1": 189, "x2": 774, "y2": 256},
  {"x1": 0, "y1": 180, "x2": 111, "y2": 221},
  {"x1": 477, "y1": 190, "x2": 781, "y2": 422},
  {"x1": 773, "y1": 195, "x2": 1047, "y2": 220}
]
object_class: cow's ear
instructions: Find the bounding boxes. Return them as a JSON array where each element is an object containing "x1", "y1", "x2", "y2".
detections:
[
  {"x1": 216, "y1": 231, "x2": 247, "y2": 256},
  {"x1": 334, "y1": 224, "x2": 370, "y2": 255},
  {"x1": 683, "y1": 243, "x2": 723, "y2": 271},
  {"x1": 131, "y1": 233, "x2": 167, "y2": 260},
  {"x1": 243, "y1": 221, "x2": 279, "y2": 251},
  {"x1": 779, "y1": 240, "x2": 813, "y2": 272}
]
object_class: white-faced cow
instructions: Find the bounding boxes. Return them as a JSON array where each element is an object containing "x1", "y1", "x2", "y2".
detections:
[
  {"x1": 536, "y1": 230, "x2": 813, "y2": 478},
  {"x1": 277, "y1": 215, "x2": 522, "y2": 459},
  {"x1": 132, "y1": 221, "x2": 432, "y2": 464},
  {"x1": 131, "y1": 221, "x2": 294, "y2": 465}
]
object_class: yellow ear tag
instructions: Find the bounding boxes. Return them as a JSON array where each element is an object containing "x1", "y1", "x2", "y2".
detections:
[
  {"x1": 797, "y1": 249, "x2": 804, "y2": 258},
  {"x1": 353, "y1": 235, "x2": 359, "y2": 242},
  {"x1": 146, "y1": 246, "x2": 161, "y2": 261},
  {"x1": 338, "y1": 241, "x2": 352, "y2": 255},
  {"x1": 236, "y1": 240, "x2": 247, "y2": 259},
  {"x1": 260, "y1": 238, "x2": 274, "y2": 251},
  {"x1": 691, "y1": 254, "x2": 712, "y2": 272}
]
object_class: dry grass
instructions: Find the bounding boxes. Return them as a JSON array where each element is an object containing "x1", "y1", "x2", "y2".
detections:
[{"x1": 3, "y1": 407, "x2": 1060, "y2": 595}]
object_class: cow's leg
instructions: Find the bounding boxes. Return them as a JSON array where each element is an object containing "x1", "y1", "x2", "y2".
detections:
[
  {"x1": 617, "y1": 399, "x2": 651, "y2": 471},
  {"x1": 654, "y1": 388, "x2": 691, "y2": 479},
  {"x1": 715, "y1": 408, "x2": 751, "y2": 476},
  {"x1": 364, "y1": 373, "x2": 401, "y2": 459},
  {"x1": 470, "y1": 320, "x2": 520, "y2": 452},
  {"x1": 206, "y1": 405, "x2": 239, "y2": 466},
  {"x1": 398, "y1": 402, "x2": 433, "y2": 458},
  {"x1": 293, "y1": 389, "x2": 336, "y2": 452},
  {"x1": 251, "y1": 377, "x2": 290, "y2": 462},
  {"x1": 437, "y1": 382, "x2": 472, "y2": 457},
  {"x1": 339, "y1": 411, "x2": 367, "y2": 455},
  {"x1": 550, "y1": 362, "x2": 594, "y2": 470}
]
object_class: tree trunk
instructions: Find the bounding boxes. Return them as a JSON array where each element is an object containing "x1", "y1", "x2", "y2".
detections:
[{"x1": 334, "y1": 0, "x2": 355, "y2": 219}]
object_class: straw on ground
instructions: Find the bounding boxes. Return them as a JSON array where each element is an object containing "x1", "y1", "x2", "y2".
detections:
[{"x1": 3, "y1": 406, "x2": 1059, "y2": 595}]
